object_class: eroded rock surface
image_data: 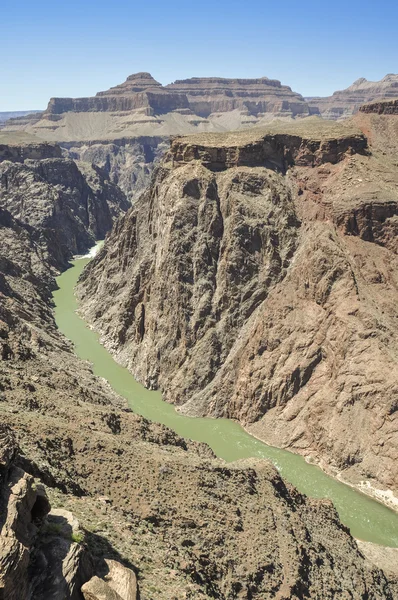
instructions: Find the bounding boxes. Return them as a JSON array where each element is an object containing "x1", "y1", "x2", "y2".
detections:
[
  {"x1": 78, "y1": 116, "x2": 398, "y2": 500},
  {"x1": 0, "y1": 137, "x2": 129, "y2": 268},
  {"x1": 2, "y1": 72, "x2": 315, "y2": 200},
  {"x1": 360, "y1": 98, "x2": 398, "y2": 115},
  {"x1": 82, "y1": 560, "x2": 137, "y2": 600}
]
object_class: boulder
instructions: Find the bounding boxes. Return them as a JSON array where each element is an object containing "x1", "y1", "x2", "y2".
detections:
[{"x1": 82, "y1": 560, "x2": 137, "y2": 600}]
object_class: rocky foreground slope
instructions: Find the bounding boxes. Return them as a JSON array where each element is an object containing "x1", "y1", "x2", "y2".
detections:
[
  {"x1": 307, "y1": 74, "x2": 398, "y2": 120},
  {"x1": 1, "y1": 120, "x2": 398, "y2": 598},
  {"x1": 78, "y1": 115, "x2": 398, "y2": 504}
]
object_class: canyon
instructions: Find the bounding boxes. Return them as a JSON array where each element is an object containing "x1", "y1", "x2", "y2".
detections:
[
  {"x1": 2, "y1": 137, "x2": 397, "y2": 598},
  {"x1": 1, "y1": 70, "x2": 398, "y2": 598},
  {"x1": 2, "y1": 72, "x2": 313, "y2": 202}
]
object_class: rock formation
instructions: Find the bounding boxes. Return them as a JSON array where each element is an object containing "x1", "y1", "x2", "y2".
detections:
[
  {"x1": 0, "y1": 131, "x2": 61, "y2": 162},
  {"x1": 78, "y1": 115, "x2": 398, "y2": 502},
  {"x1": 0, "y1": 134, "x2": 129, "y2": 269},
  {"x1": 307, "y1": 74, "x2": 398, "y2": 120},
  {"x1": 0, "y1": 111, "x2": 42, "y2": 126},
  {"x1": 0, "y1": 424, "x2": 138, "y2": 600},
  {"x1": 40, "y1": 72, "x2": 310, "y2": 120},
  {"x1": 166, "y1": 76, "x2": 312, "y2": 117},
  {"x1": 360, "y1": 98, "x2": 398, "y2": 115},
  {"x1": 64, "y1": 136, "x2": 169, "y2": 200}
]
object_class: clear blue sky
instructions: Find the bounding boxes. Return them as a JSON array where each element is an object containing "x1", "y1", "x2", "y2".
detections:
[{"x1": 1, "y1": 0, "x2": 397, "y2": 110}]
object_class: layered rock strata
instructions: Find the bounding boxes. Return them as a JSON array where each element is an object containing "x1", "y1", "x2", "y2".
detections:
[
  {"x1": 307, "y1": 74, "x2": 398, "y2": 120},
  {"x1": 2, "y1": 73, "x2": 315, "y2": 200},
  {"x1": 0, "y1": 132, "x2": 61, "y2": 163},
  {"x1": 360, "y1": 98, "x2": 398, "y2": 115},
  {"x1": 78, "y1": 116, "x2": 398, "y2": 499},
  {"x1": 166, "y1": 76, "x2": 311, "y2": 117}
]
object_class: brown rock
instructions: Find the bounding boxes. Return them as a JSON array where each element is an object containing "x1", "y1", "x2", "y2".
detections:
[
  {"x1": 360, "y1": 98, "x2": 398, "y2": 115},
  {"x1": 0, "y1": 152, "x2": 129, "y2": 269},
  {"x1": 166, "y1": 75, "x2": 310, "y2": 117},
  {"x1": 82, "y1": 560, "x2": 137, "y2": 600},
  {"x1": 1, "y1": 72, "x2": 315, "y2": 201}
]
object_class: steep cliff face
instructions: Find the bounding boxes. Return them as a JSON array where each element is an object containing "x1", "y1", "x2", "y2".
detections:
[
  {"x1": 65, "y1": 136, "x2": 169, "y2": 200},
  {"x1": 78, "y1": 117, "x2": 398, "y2": 499},
  {"x1": 0, "y1": 140, "x2": 129, "y2": 269},
  {"x1": 0, "y1": 132, "x2": 61, "y2": 162},
  {"x1": 43, "y1": 73, "x2": 309, "y2": 119},
  {"x1": 307, "y1": 74, "x2": 398, "y2": 120},
  {"x1": 360, "y1": 98, "x2": 398, "y2": 115},
  {"x1": 166, "y1": 76, "x2": 311, "y2": 117}
]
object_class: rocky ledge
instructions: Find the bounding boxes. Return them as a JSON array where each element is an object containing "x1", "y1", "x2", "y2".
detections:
[
  {"x1": 359, "y1": 98, "x2": 398, "y2": 114},
  {"x1": 170, "y1": 119, "x2": 367, "y2": 171},
  {"x1": 166, "y1": 75, "x2": 311, "y2": 117},
  {"x1": 0, "y1": 132, "x2": 61, "y2": 163},
  {"x1": 0, "y1": 424, "x2": 139, "y2": 600}
]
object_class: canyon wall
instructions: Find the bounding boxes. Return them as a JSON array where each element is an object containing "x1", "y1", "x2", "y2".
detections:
[
  {"x1": 0, "y1": 135, "x2": 129, "y2": 269},
  {"x1": 78, "y1": 116, "x2": 398, "y2": 499},
  {"x1": 307, "y1": 74, "x2": 398, "y2": 120}
]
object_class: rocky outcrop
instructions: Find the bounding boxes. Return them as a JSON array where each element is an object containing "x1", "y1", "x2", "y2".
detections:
[
  {"x1": 170, "y1": 122, "x2": 367, "y2": 171},
  {"x1": 0, "y1": 424, "x2": 133, "y2": 600},
  {"x1": 43, "y1": 73, "x2": 188, "y2": 117},
  {"x1": 43, "y1": 73, "x2": 310, "y2": 120},
  {"x1": 0, "y1": 424, "x2": 88, "y2": 600},
  {"x1": 78, "y1": 116, "x2": 398, "y2": 499},
  {"x1": 65, "y1": 136, "x2": 169, "y2": 200},
  {"x1": 360, "y1": 98, "x2": 398, "y2": 115},
  {"x1": 0, "y1": 133, "x2": 61, "y2": 163},
  {"x1": 45, "y1": 91, "x2": 189, "y2": 117},
  {"x1": 97, "y1": 72, "x2": 163, "y2": 95},
  {"x1": 82, "y1": 560, "x2": 137, "y2": 600},
  {"x1": 307, "y1": 74, "x2": 398, "y2": 120}
]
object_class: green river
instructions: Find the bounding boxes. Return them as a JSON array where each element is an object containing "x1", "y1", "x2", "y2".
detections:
[{"x1": 53, "y1": 250, "x2": 398, "y2": 548}]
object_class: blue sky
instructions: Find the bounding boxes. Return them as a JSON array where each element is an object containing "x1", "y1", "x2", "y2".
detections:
[{"x1": 1, "y1": 0, "x2": 397, "y2": 110}]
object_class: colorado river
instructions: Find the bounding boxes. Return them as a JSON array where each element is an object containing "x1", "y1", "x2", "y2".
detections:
[{"x1": 53, "y1": 249, "x2": 398, "y2": 548}]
